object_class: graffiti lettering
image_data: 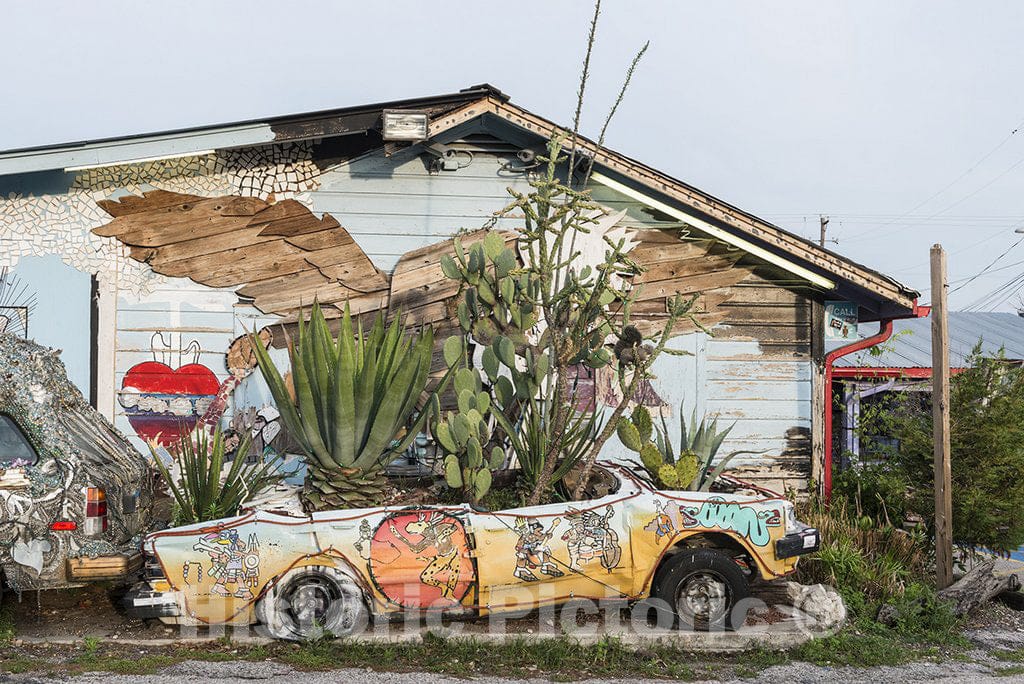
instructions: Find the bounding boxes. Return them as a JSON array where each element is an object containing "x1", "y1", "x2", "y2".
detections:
[{"x1": 681, "y1": 499, "x2": 772, "y2": 546}]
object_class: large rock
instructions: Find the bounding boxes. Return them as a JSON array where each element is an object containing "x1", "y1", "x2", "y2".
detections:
[{"x1": 785, "y1": 581, "x2": 847, "y2": 631}]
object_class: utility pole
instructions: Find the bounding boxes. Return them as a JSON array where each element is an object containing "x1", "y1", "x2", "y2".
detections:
[
  {"x1": 930, "y1": 244, "x2": 954, "y2": 590},
  {"x1": 819, "y1": 215, "x2": 830, "y2": 248}
]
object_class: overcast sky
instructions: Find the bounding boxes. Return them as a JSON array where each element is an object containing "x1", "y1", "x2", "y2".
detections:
[{"x1": 4, "y1": 0, "x2": 1024, "y2": 311}]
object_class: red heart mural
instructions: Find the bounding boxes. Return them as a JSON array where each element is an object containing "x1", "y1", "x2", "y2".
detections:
[{"x1": 119, "y1": 361, "x2": 220, "y2": 445}]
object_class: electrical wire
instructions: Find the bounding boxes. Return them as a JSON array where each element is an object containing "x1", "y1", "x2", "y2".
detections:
[
  {"x1": 839, "y1": 115, "x2": 1024, "y2": 241},
  {"x1": 948, "y1": 235, "x2": 1024, "y2": 295},
  {"x1": 962, "y1": 270, "x2": 1024, "y2": 311}
]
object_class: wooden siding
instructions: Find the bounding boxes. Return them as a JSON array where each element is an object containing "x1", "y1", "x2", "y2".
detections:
[
  {"x1": 589, "y1": 184, "x2": 816, "y2": 493},
  {"x1": 307, "y1": 150, "x2": 533, "y2": 272},
  {"x1": 2, "y1": 138, "x2": 819, "y2": 490}
]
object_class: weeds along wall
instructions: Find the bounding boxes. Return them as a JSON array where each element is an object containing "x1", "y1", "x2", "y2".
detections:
[{"x1": 0, "y1": 136, "x2": 815, "y2": 491}]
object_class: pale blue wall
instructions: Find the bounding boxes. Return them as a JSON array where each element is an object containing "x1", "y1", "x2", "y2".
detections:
[{"x1": 11, "y1": 254, "x2": 92, "y2": 396}]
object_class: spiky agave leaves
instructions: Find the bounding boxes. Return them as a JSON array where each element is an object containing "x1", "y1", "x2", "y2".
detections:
[
  {"x1": 149, "y1": 426, "x2": 283, "y2": 525},
  {"x1": 250, "y1": 300, "x2": 435, "y2": 510}
]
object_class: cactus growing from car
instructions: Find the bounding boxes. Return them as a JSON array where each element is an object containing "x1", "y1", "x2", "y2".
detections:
[
  {"x1": 431, "y1": 337, "x2": 506, "y2": 503},
  {"x1": 617, "y1": 406, "x2": 698, "y2": 489}
]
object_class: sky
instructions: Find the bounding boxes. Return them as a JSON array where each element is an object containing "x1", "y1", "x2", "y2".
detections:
[{"x1": 3, "y1": 0, "x2": 1024, "y2": 311}]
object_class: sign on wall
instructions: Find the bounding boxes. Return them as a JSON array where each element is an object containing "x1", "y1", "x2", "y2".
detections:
[{"x1": 825, "y1": 301, "x2": 858, "y2": 340}]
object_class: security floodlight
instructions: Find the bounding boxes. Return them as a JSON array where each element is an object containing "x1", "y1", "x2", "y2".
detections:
[{"x1": 382, "y1": 110, "x2": 429, "y2": 141}]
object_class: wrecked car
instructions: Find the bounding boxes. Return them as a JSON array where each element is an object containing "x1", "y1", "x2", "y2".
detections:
[
  {"x1": 0, "y1": 335, "x2": 155, "y2": 596},
  {"x1": 128, "y1": 462, "x2": 818, "y2": 638}
]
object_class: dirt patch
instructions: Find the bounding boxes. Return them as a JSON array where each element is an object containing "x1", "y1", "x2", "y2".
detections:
[{"x1": 5, "y1": 584, "x2": 169, "y2": 640}]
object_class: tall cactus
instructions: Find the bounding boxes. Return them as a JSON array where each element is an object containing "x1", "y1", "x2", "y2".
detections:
[{"x1": 250, "y1": 301, "x2": 436, "y2": 511}]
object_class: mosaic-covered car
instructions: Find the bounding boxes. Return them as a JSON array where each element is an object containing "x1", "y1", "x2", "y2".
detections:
[
  {"x1": 0, "y1": 335, "x2": 155, "y2": 594},
  {"x1": 128, "y1": 462, "x2": 818, "y2": 637}
]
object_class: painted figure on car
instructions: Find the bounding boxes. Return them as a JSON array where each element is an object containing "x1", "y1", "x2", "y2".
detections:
[{"x1": 513, "y1": 517, "x2": 564, "y2": 582}]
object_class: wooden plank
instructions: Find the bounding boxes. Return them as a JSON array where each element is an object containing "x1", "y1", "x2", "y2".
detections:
[
  {"x1": 931, "y1": 244, "x2": 953, "y2": 590},
  {"x1": 130, "y1": 226, "x2": 270, "y2": 266},
  {"x1": 94, "y1": 195, "x2": 267, "y2": 247},
  {"x1": 284, "y1": 228, "x2": 357, "y2": 252},
  {"x1": 152, "y1": 241, "x2": 312, "y2": 288},
  {"x1": 254, "y1": 201, "x2": 343, "y2": 238},
  {"x1": 634, "y1": 269, "x2": 750, "y2": 301},
  {"x1": 636, "y1": 254, "x2": 739, "y2": 283},
  {"x1": 236, "y1": 269, "x2": 335, "y2": 300},
  {"x1": 66, "y1": 553, "x2": 143, "y2": 580},
  {"x1": 97, "y1": 190, "x2": 204, "y2": 218},
  {"x1": 716, "y1": 321, "x2": 811, "y2": 344},
  {"x1": 630, "y1": 241, "x2": 709, "y2": 265},
  {"x1": 718, "y1": 304, "x2": 812, "y2": 325}
]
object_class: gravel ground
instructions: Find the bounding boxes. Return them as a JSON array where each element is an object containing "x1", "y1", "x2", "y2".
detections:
[{"x1": 1, "y1": 658, "x2": 1022, "y2": 684}]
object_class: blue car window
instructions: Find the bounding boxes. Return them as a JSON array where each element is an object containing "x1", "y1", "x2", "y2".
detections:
[{"x1": 0, "y1": 414, "x2": 38, "y2": 468}]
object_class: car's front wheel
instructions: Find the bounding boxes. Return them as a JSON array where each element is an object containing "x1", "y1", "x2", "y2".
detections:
[
  {"x1": 255, "y1": 565, "x2": 368, "y2": 641},
  {"x1": 651, "y1": 548, "x2": 750, "y2": 631}
]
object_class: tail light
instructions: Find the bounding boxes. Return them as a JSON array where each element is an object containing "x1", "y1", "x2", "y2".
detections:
[
  {"x1": 50, "y1": 521, "x2": 77, "y2": 531},
  {"x1": 84, "y1": 487, "x2": 107, "y2": 535}
]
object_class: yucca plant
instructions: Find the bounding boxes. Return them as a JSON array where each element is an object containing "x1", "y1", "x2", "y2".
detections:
[
  {"x1": 493, "y1": 394, "x2": 602, "y2": 502},
  {"x1": 150, "y1": 427, "x2": 282, "y2": 526},
  {"x1": 251, "y1": 301, "x2": 436, "y2": 510}
]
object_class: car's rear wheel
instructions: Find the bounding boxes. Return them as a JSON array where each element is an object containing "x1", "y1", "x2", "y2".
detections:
[
  {"x1": 255, "y1": 565, "x2": 367, "y2": 641},
  {"x1": 652, "y1": 548, "x2": 750, "y2": 631}
]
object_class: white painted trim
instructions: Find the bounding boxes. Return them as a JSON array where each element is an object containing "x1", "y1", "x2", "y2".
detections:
[
  {"x1": 65, "y1": 150, "x2": 215, "y2": 172},
  {"x1": 0, "y1": 125, "x2": 274, "y2": 177},
  {"x1": 590, "y1": 172, "x2": 836, "y2": 290}
]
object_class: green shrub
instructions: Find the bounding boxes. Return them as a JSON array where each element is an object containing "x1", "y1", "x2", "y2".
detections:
[
  {"x1": 832, "y1": 462, "x2": 913, "y2": 527},
  {"x1": 796, "y1": 494, "x2": 928, "y2": 606},
  {"x1": 855, "y1": 346, "x2": 1024, "y2": 555}
]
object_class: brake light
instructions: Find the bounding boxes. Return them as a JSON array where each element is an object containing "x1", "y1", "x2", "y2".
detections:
[
  {"x1": 50, "y1": 521, "x2": 77, "y2": 531},
  {"x1": 84, "y1": 487, "x2": 107, "y2": 535}
]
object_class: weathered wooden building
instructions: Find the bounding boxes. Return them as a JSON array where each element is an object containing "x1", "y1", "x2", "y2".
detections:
[{"x1": 0, "y1": 84, "x2": 920, "y2": 494}]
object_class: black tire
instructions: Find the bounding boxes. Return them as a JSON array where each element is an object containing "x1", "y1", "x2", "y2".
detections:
[
  {"x1": 255, "y1": 565, "x2": 368, "y2": 641},
  {"x1": 651, "y1": 548, "x2": 750, "y2": 631}
]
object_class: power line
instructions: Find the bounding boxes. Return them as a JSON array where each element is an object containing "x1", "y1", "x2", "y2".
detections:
[
  {"x1": 962, "y1": 270, "x2": 1024, "y2": 311},
  {"x1": 948, "y1": 235, "x2": 1024, "y2": 295},
  {"x1": 839, "y1": 116, "x2": 1024, "y2": 241}
]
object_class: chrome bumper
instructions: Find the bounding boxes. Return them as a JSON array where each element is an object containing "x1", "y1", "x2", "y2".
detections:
[{"x1": 122, "y1": 583, "x2": 180, "y2": 620}]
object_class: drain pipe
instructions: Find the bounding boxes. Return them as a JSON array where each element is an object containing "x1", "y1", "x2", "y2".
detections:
[{"x1": 823, "y1": 319, "x2": 895, "y2": 500}]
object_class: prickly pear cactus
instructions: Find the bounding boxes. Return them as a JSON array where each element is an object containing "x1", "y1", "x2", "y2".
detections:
[{"x1": 432, "y1": 338, "x2": 506, "y2": 504}]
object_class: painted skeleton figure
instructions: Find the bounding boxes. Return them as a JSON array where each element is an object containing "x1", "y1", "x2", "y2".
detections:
[
  {"x1": 388, "y1": 511, "x2": 461, "y2": 601},
  {"x1": 512, "y1": 517, "x2": 564, "y2": 582}
]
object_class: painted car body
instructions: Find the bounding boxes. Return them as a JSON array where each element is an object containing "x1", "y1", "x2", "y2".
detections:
[
  {"x1": 131, "y1": 463, "x2": 818, "y2": 627},
  {"x1": 0, "y1": 335, "x2": 156, "y2": 591}
]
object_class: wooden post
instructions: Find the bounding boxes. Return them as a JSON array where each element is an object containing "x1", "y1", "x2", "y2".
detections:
[
  {"x1": 819, "y1": 215, "x2": 830, "y2": 248},
  {"x1": 930, "y1": 244, "x2": 954, "y2": 590}
]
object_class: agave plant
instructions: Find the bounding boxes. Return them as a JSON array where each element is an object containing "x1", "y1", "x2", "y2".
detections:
[
  {"x1": 251, "y1": 301, "x2": 436, "y2": 510},
  {"x1": 652, "y1": 405, "x2": 753, "y2": 491},
  {"x1": 150, "y1": 427, "x2": 283, "y2": 526}
]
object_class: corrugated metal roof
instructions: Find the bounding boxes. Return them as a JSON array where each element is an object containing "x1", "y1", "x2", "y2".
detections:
[{"x1": 834, "y1": 312, "x2": 1024, "y2": 368}]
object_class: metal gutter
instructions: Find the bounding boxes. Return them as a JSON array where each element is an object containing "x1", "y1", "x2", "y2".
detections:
[
  {"x1": 832, "y1": 366, "x2": 965, "y2": 379},
  {"x1": 823, "y1": 319, "x2": 896, "y2": 499}
]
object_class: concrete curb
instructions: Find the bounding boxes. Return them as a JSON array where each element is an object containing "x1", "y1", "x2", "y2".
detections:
[{"x1": 15, "y1": 626, "x2": 819, "y2": 652}]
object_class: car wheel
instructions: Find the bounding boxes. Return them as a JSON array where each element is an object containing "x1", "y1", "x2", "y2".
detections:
[
  {"x1": 652, "y1": 548, "x2": 750, "y2": 631},
  {"x1": 255, "y1": 565, "x2": 368, "y2": 641}
]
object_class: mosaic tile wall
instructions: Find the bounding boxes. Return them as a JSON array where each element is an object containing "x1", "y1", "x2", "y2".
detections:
[{"x1": 0, "y1": 141, "x2": 322, "y2": 295}]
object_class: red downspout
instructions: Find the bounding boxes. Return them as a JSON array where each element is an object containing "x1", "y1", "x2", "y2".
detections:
[{"x1": 823, "y1": 319, "x2": 894, "y2": 500}]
